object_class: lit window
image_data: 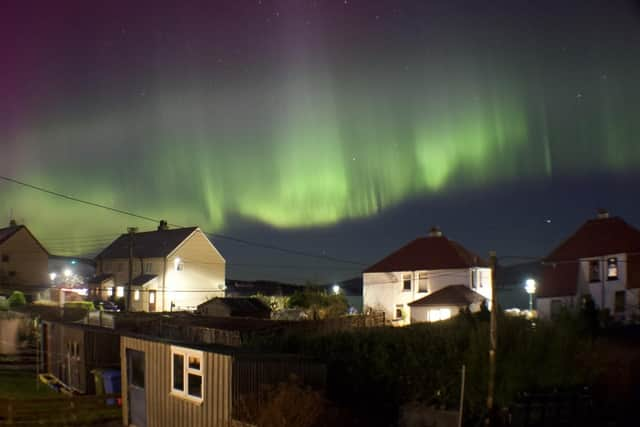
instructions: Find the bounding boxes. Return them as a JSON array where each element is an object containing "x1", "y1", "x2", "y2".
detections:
[
  {"x1": 134, "y1": 290, "x2": 140, "y2": 301},
  {"x1": 589, "y1": 260, "x2": 600, "y2": 282},
  {"x1": 145, "y1": 263, "x2": 152, "y2": 273},
  {"x1": 427, "y1": 308, "x2": 452, "y2": 322},
  {"x1": 107, "y1": 287, "x2": 114, "y2": 297},
  {"x1": 171, "y1": 346, "x2": 203, "y2": 401},
  {"x1": 116, "y1": 286, "x2": 124, "y2": 298},
  {"x1": 402, "y1": 273, "x2": 412, "y2": 291},
  {"x1": 395, "y1": 305, "x2": 403, "y2": 320},
  {"x1": 149, "y1": 291, "x2": 155, "y2": 304},
  {"x1": 418, "y1": 272, "x2": 428, "y2": 292},
  {"x1": 607, "y1": 258, "x2": 618, "y2": 280}
]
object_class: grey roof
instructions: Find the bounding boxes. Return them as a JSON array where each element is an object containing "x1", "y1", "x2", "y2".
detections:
[
  {"x1": 0, "y1": 226, "x2": 21, "y2": 245},
  {"x1": 408, "y1": 285, "x2": 485, "y2": 307},
  {"x1": 96, "y1": 227, "x2": 198, "y2": 259},
  {"x1": 87, "y1": 273, "x2": 114, "y2": 284},
  {"x1": 126, "y1": 274, "x2": 157, "y2": 287}
]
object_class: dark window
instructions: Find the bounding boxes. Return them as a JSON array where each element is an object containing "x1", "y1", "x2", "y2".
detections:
[
  {"x1": 615, "y1": 291, "x2": 625, "y2": 313},
  {"x1": 589, "y1": 260, "x2": 600, "y2": 282},
  {"x1": 403, "y1": 274, "x2": 411, "y2": 291},
  {"x1": 550, "y1": 299, "x2": 563, "y2": 317},
  {"x1": 129, "y1": 350, "x2": 145, "y2": 388},
  {"x1": 395, "y1": 305, "x2": 403, "y2": 319},
  {"x1": 471, "y1": 270, "x2": 477, "y2": 289},
  {"x1": 607, "y1": 258, "x2": 619, "y2": 280},
  {"x1": 1, "y1": 254, "x2": 8, "y2": 262},
  {"x1": 173, "y1": 353, "x2": 184, "y2": 391},
  {"x1": 188, "y1": 373, "x2": 202, "y2": 398}
]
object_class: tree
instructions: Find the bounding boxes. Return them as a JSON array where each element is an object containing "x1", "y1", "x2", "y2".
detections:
[{"x1": 7, "y1": 290, "x2": 26, "y2": 308}]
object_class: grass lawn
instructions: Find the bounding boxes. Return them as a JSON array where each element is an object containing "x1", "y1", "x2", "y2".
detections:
[{"x1": 0, "y1": 369, "x2": 58, "y2": 399}]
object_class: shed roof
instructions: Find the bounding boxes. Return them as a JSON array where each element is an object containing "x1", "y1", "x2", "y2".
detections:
[
  {"x1": 96, "y1": 227, "x2": 198, "y2": 259},
  {"x1": 408, "y1": 285, "x2": 485, "y2": 307},
  {"x1": 365, "y1": 233, "x2": 487, "y2": 273}
]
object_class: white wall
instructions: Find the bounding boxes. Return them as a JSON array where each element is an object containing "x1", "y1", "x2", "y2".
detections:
[{"x1": 363, "y1": 267, "x2": 491, "y2": 325}]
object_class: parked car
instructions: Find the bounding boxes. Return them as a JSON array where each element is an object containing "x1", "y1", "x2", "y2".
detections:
[{"x1": 94, "y1": 300, "x2": 120, "y2": 312}]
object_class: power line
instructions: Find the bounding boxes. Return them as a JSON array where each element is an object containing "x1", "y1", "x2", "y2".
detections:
[{"x1": 0, "y1": 175, "x2": 366, "y2": 267}]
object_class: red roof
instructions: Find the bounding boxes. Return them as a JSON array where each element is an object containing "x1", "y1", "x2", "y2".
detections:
[
  {"x1": 546, "y1": 216, "x2": 640, "y2": 261},
  {"x1": 408, "y1": 285, "x2": 485, "y2": 307},
  {"x1": 364, "y1": 234, "x2": 488, "y2": 273},
  {"x1": 538, "y1": 262, "x2": 579, "y2": 298}
]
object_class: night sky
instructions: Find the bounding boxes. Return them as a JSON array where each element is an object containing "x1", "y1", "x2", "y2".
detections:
[{"x1": 2, "y1": 0, "x2": 640, "y2": 283}]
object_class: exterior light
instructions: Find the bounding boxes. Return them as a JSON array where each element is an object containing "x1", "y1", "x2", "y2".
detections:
[
  {"x1": 49, "y1": 272, "x2": 57, "y2": 281},
  {"x1": 332, "y1": 284, "x2": 340, "y2": 295},
  {"x1": 525, "y1": 278, "x2": 536, "y2": 312},
  {"x1": 63, "y1": 268, "x2": 72, "y2": 278}
]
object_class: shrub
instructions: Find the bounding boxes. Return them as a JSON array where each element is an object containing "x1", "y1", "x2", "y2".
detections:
[
  {"x1": 7, "y1": 291, "x2": 26, "y2": 308},
  {"x1": 0, "y1": 296, "x2": 8, "y2": 311}
]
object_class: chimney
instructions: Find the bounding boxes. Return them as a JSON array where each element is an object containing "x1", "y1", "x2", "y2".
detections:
[
  {"x1": 428, "y1": 226, "x2": 443, "y2": 237},
  {"x1": 9, "y1": 219, "x2": 17, "y2": 227},
  {"x1": 157, "y1": 220, "x2": 169, "y2": 231},
  {"x1": 596, "y1": 209, "x2": 609, "y2": 220}
]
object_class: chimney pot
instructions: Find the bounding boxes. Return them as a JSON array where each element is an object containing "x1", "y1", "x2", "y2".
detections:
[
  {"x1": 428, "y1": 226, "x2": 443, "y2": 237},
  {"x1": 9, "y1": 219, "x2": 17, "y2": 227},
  {"x1": 596, "y1": 209, "x2": 609, "y2": 219}
]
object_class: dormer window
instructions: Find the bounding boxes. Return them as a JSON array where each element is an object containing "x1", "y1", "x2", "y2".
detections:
[
  {"x1": 607, "y1": 258, "x2": 618, "y2": 280},
  {"x1": 589, "y1": 260, "x2": 600, "y2": 282}
]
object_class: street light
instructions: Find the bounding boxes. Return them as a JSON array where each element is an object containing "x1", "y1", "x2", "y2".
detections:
[
  {"x1": 49, "y1": 272, "x2": 57, "y2": 282},
  {"x1": 332, "y1": 284, "x2": 340, "y2": 295},
  {"x1": 525, "y1": 278, "x2": 536, "y2": 312},
  {"x1": 63, "y1": 268, "x2": 72, "y2": 278}
]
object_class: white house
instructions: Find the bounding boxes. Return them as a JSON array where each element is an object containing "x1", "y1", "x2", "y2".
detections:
[
  {"x1": 363, "y1": 227, "x2": 491, "y2": 325},
  {"x1": 538, "y1": 210, "x2": 640, "y2": 321},
  {"x1": 92, "y1": 223, "x2": 225, "y2": 312}
]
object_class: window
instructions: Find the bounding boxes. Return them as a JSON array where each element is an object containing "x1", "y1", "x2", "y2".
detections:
[
  {"x1": 8, "y1": 271, "x2": 16, "y2": 277},
  {"x1": 171, "y1": 346, "x2": 203, "y2": 401},
  {"x1": 427, "y1": 308, "x2": 452, "y2": 322},
  {"x1": 116, "y1": 286, "x2": 124, "y2": 298},
  {"x1": 402, "y1": 273, "x2": 412, "y2": 291},
  {"x1": 149, "y1": 291, "x2": 155, "y2": 304},
  {"x1": 471, "y1": 270, "x2": 477, "y2": 289},
  {"x1": 418, "y1": 272, "x2": 428, "y2": 293},
  {"x1": 614, "y1": 291, "x2": 625, "y2": 313},
  {"x1": 395, "y1": 305, "x2": 403, "y2": 320},
  {"x1": 550, "y1": 299, "x2": 563, "y2": 317},
  {"x1": 607, "y1": 258, "x2": 618, "y2": 280},
  {"x1": 134, "y1": 290, "x2": 140, "y2": 301},
  {"x1": 589, "y1": 260, "x2": 600, "y2": 282},
  {"x1": 176, "y1": 262, "x2": 184, "y2": 271},
  {"x1": 144, "y1": 263, "x2": 152, "y2": 273},
  {"x1": 1, "y1": 254, "x2": 9, "y2": 262},
  {"x1": 107, "y1": 287, "x2": 114, "y2": 297}
]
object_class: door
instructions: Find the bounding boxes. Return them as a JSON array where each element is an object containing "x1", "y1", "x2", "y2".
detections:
[
  {"x1": 148, "y1": 290, "x2": 156, "y2": 312},
  {"x1": 127, "y1": 349, "x2": 146, "y2": 427}
]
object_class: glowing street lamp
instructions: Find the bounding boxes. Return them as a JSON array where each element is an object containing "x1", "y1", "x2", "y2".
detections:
[
  {"x1": 63, "y1": 268, "x2": 72, "y2": 278},
  {"x1": 49, "y1": 272, "x2": 57, "y2": 282},
  {"x1": 525, "y1": 278, "x2": 536, "y2": 312},
  {"x1": 332, "y1": 284, "x2": 340, "y2": 295}
]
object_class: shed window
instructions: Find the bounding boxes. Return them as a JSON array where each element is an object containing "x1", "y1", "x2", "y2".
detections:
[
  {"x1": 171, "y1": 346, "x2": 203, "y2": 402},
  {"x1": 607, "y1": 258, "x2": 618, "y2": 280}
]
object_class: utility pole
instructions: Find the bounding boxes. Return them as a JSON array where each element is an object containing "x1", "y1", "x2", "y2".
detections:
[
  {"x1": 486, "y1": 250, "x2": 498, "y2": 425},
  {"x1": 126, "y1": 227, "x2": 138, "y2": 312}
]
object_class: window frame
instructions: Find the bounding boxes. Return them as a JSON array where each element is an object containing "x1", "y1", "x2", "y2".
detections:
[
  {"x1": 395, "y1": 304, "x2": 403, "y2": 320},
  {"x1": 418, "y1": 272, "x2": 428, "y2": 293},
  {"x1": 402, "y1": 273, "x2": 412, "y2": 292},
  {"x1": 607, "y1": 258, "x2": 619, "y2": 281},
  {"x1": 144, "y1": 262, "x2": 153, "y2": 273},
  {"x1": 170, "y1": 346, "x2": 204, "y2": 403}
]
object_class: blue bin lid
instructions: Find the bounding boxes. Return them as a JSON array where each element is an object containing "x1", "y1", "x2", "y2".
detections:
[{"x1": 101, "y1": 369, "x2": 121, "y2": 379}]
